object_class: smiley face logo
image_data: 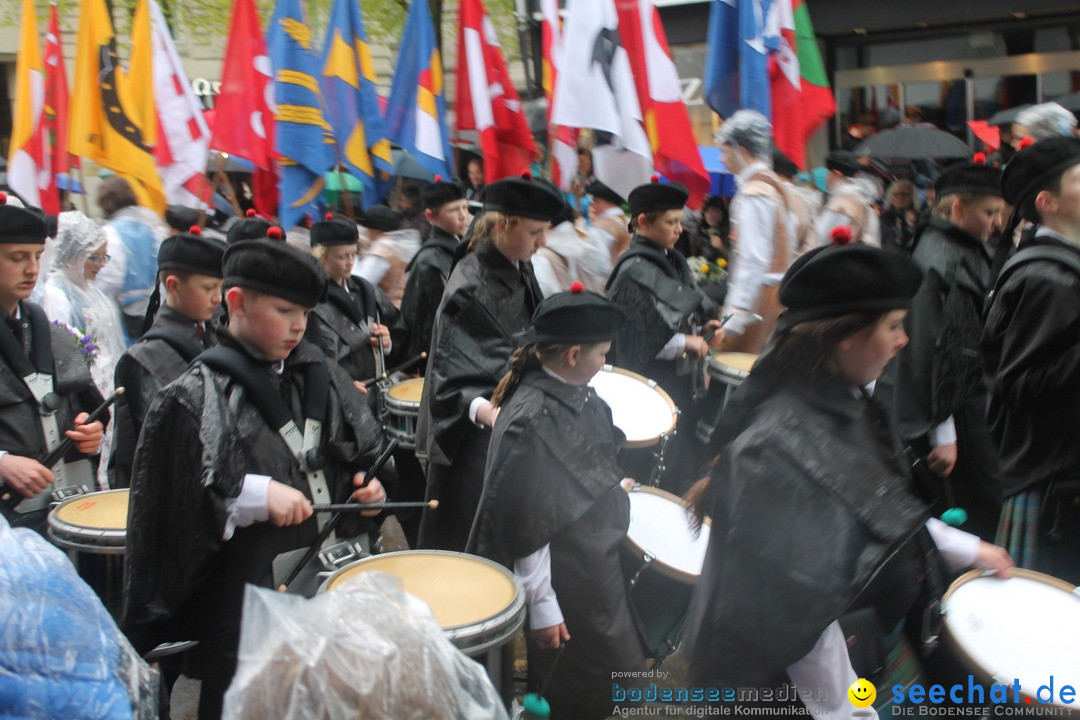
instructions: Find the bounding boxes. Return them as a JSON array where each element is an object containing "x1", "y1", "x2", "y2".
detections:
[{"x1": 848, "y1": 678, "x2": 876, "y2": 708}]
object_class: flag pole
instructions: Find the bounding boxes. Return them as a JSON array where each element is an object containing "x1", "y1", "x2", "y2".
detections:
[
  {"x1": 214, "y1": 153, "x2": 244, "y2": 217},
  {"x1": 74, "y1": 160, "x2": 90, "y2": 215},
  {"x1": 336, "y1": 164, "x2": 356, "y2": 221}
]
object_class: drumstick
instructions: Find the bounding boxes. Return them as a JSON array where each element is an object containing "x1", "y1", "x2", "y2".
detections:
[
  {"x1": 311, "y1": 499, "x2": 437, "y2": 512},
  {"x1": 277, "y1": 438, "x2": 398, "y2": 593},
  {"x1": 1, "y1": 388, "x2": 126, "y2": 506},
  {"x1": 360, "y1": 352, "x2": 427, "y2": 389}
]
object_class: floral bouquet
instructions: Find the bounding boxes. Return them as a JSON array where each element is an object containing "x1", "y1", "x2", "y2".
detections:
[
  {"x1": 688, "y1": 256, "x2": 728, "y2": 287},
  {"x1": 53, "y1": 320, "x2": 99, "y2": 368}
]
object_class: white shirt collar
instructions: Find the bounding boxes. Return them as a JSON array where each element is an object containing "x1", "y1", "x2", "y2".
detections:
[
  {"x1": 541, "y1": 364, "x2": 570, "y2": 384},
  {"x1": 736, "y1": 160, "x2": 770, "y2": 187},
  {"x1": 1034, "y1": 226, "x2": 1076, "y2": 245}
]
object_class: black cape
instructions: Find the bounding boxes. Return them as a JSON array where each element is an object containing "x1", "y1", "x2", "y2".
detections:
[
  {"x1": 122, "y1": 332, "x2": 386, "y2": 656},
  {"x1": 415, "y1": 243, "x2": 540, "y2": 549},
  {"x1": 109, "y1": 306, "x2": 215, "y2": 489},
  {"x1": 685, "y1": 366, "x2": 929, "y2": 688},
  {"x1": 468, "y1": 368, "x2": 646, "y2": 719},
  {"x1": 400, "y1": 226, "x2": 458, "y2": 371}
]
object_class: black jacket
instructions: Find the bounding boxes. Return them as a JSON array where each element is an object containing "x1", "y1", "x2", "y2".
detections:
[
  {"x1": 982, "y1": 234, "x2": 1080, "y2": 497},
  {"x1": 122, "y1": 332, "x2": 386, "y2": 654},
  {"x1": 400, "y1": 226, "x2": 458, "y2": 368},
  {"x1": 109, "y1": 306, "x2": 214, "y2": 489}
]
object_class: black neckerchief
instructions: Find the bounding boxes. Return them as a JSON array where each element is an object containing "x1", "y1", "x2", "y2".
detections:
[
  {"x1": 606, "y1": 236, "x2": 691, "y2": 289},
  {"x1": 326, "y1": 281, "x2": 366, "y2": 327},
  {"x1": 0, "y1": 302, "x2": 54, "y2": 378},
  {"x1": 407, "y1": 226, "x2": 459, "y2": 272}
]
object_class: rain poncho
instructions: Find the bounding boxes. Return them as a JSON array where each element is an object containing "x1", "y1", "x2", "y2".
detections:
[
  {"x1": 222, "y1": 573, "x2": 508, "y2": 720},
  {"x1": 0, "y1": 515, "x2": 159, "y2": 719},
  {"x1": 41, "y1": 212, "x2": 128, "y2": 398}
]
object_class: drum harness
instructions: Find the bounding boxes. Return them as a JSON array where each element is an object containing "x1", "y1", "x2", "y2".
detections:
[
  {"x1": 199, "y1": 346, "x2": 368, "y2": 582},
  {"x1": 0, "y1": 303, "x2": 94, "y2": 512}
]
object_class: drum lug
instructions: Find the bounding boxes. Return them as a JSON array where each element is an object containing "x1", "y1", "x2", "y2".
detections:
[
  {"x1": 629, "y1": 551, "x2": 655, "y2": 589},
  {"x1": 50, "y1": 484, "x2": 91, "y2": 505},
  {"x1": 318, "y1": 538, "x2": 369, "y2": 572},
  {"x1": 920, "y1": 597, "x2": 941, "y2": 651}
]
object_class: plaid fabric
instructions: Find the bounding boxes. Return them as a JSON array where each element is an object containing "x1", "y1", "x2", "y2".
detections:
[
  {"x1": 995, "y1": 486, "x2": 1044, "y2": 570},
  {"x1": 874, "y1": 634, "x2": 927, "y2": 713}
]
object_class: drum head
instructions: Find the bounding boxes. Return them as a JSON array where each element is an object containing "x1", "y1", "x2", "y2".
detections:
[
  {"x1": 943, "y1": 569, "x2": 1080, "y2": 707},
  {"x1": 588, "y1": 366, "x2": 677, "y2": 448},
  {"x1": 386, "y1": 378, "x2": 424, "y2": 404},
  {"x1": 323, "y1": 550, "x2": 518, "y2": 631},
  {"x1": 709, "y1": 352, "x2": 758, "y2": 384},
  {"x1": 625, "y1": 486, "x2": 710, "y2": 583},
  {"x1": 48, "y1": 489, "x2": 129, "y2": 552}
]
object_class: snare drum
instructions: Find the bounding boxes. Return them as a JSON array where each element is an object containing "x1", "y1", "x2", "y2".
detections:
[
  {"x1": 47, "y1": 489, "x2": 128, "y2": 617},
  {"x1": 382, "y1": 378, "x2": 424, "y2": 449},
  {"x1": 589, "y1": 365, "x2": 678, "y2": 484},
  {"x1": 621, "y1": 486, "x2": 710, "y2": 659},
  {"x1": 322, "y1": 550, "x2": 525, "y2": 700},
  {"x1": 942, "y1": 568, "x2": 1080, "y2": 710},
  {"x1": 697, "y1": 352, "x2": 758, "y2": 443}
]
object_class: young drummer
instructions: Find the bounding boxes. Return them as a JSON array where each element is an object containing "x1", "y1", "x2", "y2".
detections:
[
  {"x1": 469, "y1": 286, "x2": 646, "y2": 720},
  {"x1": 123, "y1": 239, "x2": 388, "y2": 718},
  {"x1": 305, "y1": 214, "x2": 407, "y2": 393},
  {"x1": 108, "y1": 226, "x2": 226, "y2": 489},
  {"x1": 400, "y1": 179, "x2": 471, "y2": 371},
  {"x1": 0, "y1": 197, "x2": 105, "y2": 533}
]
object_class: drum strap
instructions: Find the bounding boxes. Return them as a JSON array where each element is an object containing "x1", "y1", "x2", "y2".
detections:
[
  {"x1": 0, "y1": 304, "x2": 87, "y2": 512},
  {"x1": 198, "y1": 346, "x2": 335, "y2": 536},
  {"x1": 139, "y1": 327, "x2": 203, "y2": 363}
]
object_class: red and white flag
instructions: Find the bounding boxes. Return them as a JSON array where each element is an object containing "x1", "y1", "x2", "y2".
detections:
[
  {"x1": 540, "y1": 0, "x2": 577, "y2": 190},
  {"x1": 7, "y1": 0, "x2": 51, "y2": 212},
  {"x1": 455, "y1": 0, "x2": 537, "y2": 182},
  {"x1": 210, "y1": 0, "x2": 274, "y2": 170},
  {"x1": 616, "y1": 0, "x2": 710, "y2": 208},
  {"x1": 146, "y1": 0, "x2": 211, "y2": 206},
  {"x1": 44, "y1": 3, "x2": 78, "y2": 209}
]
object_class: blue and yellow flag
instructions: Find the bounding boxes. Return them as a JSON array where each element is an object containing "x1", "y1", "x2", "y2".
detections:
[
  {"x1": 384, "y1": 0, "x2": 453, "y2": 180},
  {"x1": 320, "y1": 0, "x2": 392, "y2": 206},
  {"x1": 268, "y1": 0, "x2": 333, "y2": 229}
]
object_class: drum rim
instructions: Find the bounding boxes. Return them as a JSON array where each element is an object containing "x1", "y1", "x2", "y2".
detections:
[
  {"x1": 941, "y1": 568, "x2": 1079, "y2": 709},
  {"x1": 708, "y1": 351, "x2": 758, "y2": 379},
  {"x1": 384, "y1": 377, "x2": 424, "y2": 406},
  {"x1": 625, "y1": 486, "x2": 710, "y2": 584},
  {"x1": 593, "y1": 365, "x2": 679, "y2": 449},
  {"x1": 47, "y1": 489, "x2": 129, "y2": 552},
  {"x1": 320, "y1": 549, "x2": 526, "y2": 635}
]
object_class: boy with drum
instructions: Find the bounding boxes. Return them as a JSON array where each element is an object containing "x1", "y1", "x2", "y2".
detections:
[
  {"x1": 605, "y1": 180, "x2": 725, "y2": 492},
  {"x1": 983, "y1": 136, "x2": 1080, "y2": 584},
  {"x1": 109, "y1": 226, "x2": 225, "y2": 489},
  {"x1": 0, "y1": 197, "x2": 105, "y2": 534},
  {"x1": 123, "y1": 239, "x2": 388, "y2": 718},
  {"x1": 469, "y1": 285, "x2": 646, "y2": 720}
]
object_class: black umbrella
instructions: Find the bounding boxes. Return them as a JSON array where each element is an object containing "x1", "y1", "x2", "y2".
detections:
[
  {"x1": 855, "y1": 126, "x2": 972, "y2": 160},
  {"x1": 391, "y1": 149, "x2": 435, "y2": 182},
  {"x1": 1053, "y1": 92, "x2": 1080, "y2": 113},
  {"x1": 987, "y1": 104, "x2": 1033, "y2": 127}
]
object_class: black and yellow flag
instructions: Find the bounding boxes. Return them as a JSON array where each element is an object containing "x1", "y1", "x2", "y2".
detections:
[{"x1": 69, "y1": 0, "x2": 164, "y2": 213}]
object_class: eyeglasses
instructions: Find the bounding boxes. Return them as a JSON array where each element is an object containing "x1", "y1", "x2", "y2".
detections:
[{"x1": 87, "y1": 253, "x2": 111, "y2": 264}]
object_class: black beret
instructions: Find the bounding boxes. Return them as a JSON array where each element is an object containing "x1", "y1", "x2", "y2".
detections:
[
  {"x1": 825, "y1": 150, "x2": 861, "y2": 177},
  {"x1": 421, "y1": 180, "x2": 466, "y2": 210},
  {"x1": 223, "y1": 239, "x2": 328, "y2": 308},
  {"x1": 0, "y1": 200, "x2": 47, "y2": 245},
  {"x1": 627, "y1": 181, "x2": 689, "y2": 217},
  {"x1": 586, "y1": 179, "x2": 626, "y2": 207},
  {"x1": 772, "y1": 149, "x2": 799, "y2": 179},
  {"x1": 934, "y1": 163, "x2": 1003, "y2": 197},
  {"x1": 165, "y1": 205, "x2": 202, "y2": 232},
  {"x1": 158, "y1": 228, "x2": 226, "y2": 278},
  {"x1": 518, "y1": 285, "x2": 626, "y2": 345},
  {"x1": 310, "y1": 215, "x2": 359, "y2": 247},
  {"x1": 227, "y1": 216, "x2": 284, "y2": 245},
  {"x1": 481, "y1": 178, "x2": 565, "y2": 221},
  {"x1": 1001, "y1": 137, "x2": 1080, "y2": 213},
  {"x1": 778, "y1": 244, "x2": 922, "y2": 331},
  {"x1": 359, "y1": 205, "x2": 403, "y2": 232}
]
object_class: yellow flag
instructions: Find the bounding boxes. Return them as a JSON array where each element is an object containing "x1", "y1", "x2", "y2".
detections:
[
  {"x1": 126, "y1": 0, "x2": 156, "y2": 148},
  {"x1": 6, "y1": 0, "x2": 47, "y2": 210},
  {"x1": 69, "y1": 0, "x2": 164, "y2": 213}
]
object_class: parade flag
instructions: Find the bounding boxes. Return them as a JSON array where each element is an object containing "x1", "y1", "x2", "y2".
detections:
[
  {"x1": 211, "y1": 0, "x2": 275, "y2": 171},
  {"x1": 703, "y1": 0, "x2": 774, "y2": 119},
  {"x1": 45, "y1": 3, "x2": 80, "y2": 199},
  {"x1": 127, "y1": 0, "x2": 157, "y2": 149},
  {"x1": 267, "y1": 0, "x2": 334, "y2": 229},
  {"x1": 384, "y1": 0, "x2": 454, "y2": 180},
  {"x1": 320, "y1": 0, "x2": 393, "y2": 205},
  {"x1": 146, "y1": 0, "x2": 211, "y2": 206},
  {"x1": 551, "y1": 0, "x2": 652, "y2": 200},
  {"x1": 7, "y1": 0, "x2": 51, "y2": 212},
  {"x1": 455, "y1": 0, "x2": 538, "y2": 183},
  {"x1": 616, "y1": 0, "x2": 710, "y2": 207},
  {"x1": 69, "y1": 0, "x2": 165, "y2": 212},
  {"x1": 539, "y1": 0, "x2": 578, "y2": 190},
  {"x1": 768, "y1": 0, "x2": 834, "y2": 169}
]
